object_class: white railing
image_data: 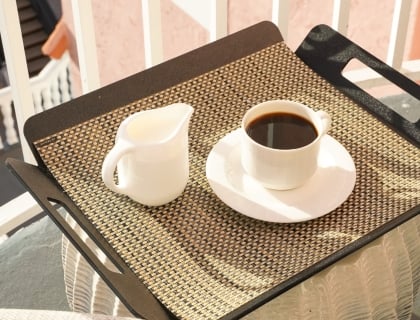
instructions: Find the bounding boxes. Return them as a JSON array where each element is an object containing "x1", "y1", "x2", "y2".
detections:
[
  {"x1": 0, "y1": 51, "x2": 72, "y2": 238},
  {"x1": 0, "y1": 1, "x2": 72, "y2": 238},
  {"x1": 0, "y1": 51, "x2": 72, "y2": 150},
  {"x1": 171, "y1": 0, "x2": 420, "y2": 88},
  {"x1": 0, "y1": 0, "x2": 419, "y2": 236}
]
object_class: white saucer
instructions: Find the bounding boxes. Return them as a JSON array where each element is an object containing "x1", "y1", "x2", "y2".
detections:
[{"x1": 206, "y1": 129, "x2": 356, "y2": 223}]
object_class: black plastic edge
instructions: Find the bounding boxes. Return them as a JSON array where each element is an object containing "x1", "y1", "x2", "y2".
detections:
[{"x1": 295, "y1": 24, "x2": 419, "y2": 147}]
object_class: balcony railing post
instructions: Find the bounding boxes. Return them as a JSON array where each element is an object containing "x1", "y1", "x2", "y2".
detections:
[
  {"x1": 387, "y1": 0, "x2": 413, "y2": 69},
  {"x1": 210, "y1": 0, "x2": 228, "y2": 41},
  {"x1": 272, "y1": 0, "x2": 289, "y2": 41},
  {"x1": 59, "y1": 61, "x2": 72, "y2": 102},
  {"x1": 71, "y1": 0, "x2": 101, "y2": 93},
  {"x1": 51, "y1": 78, "x2": 61, "y2": 106},
  {"x1": 32, "y1": 89, "x2": 44, "y2": 113},
  {"x1": 0, "y1": 0, "x2": 36, "y2": 164},
  {"x1": 142, "y1": 0, "x2": 164, "y2": 68},
  {"x1": 0, "y1": 97, "x2": 19, "y2": 145},
  {"x1": 332, "y1": 0, "x2": 350, "y2": 34}
]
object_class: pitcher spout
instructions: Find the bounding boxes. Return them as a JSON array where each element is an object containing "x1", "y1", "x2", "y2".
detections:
[{"x1": 164, "y1": 103, "x2": 194, "y2": 141}]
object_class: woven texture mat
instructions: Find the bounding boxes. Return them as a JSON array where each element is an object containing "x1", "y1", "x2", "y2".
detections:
[{"x1": 35, "y1": 42, "x2": 420, "y2": 320}]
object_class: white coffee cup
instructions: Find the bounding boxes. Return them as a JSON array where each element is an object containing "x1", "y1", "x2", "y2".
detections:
[{"x1": 241, "y1": 100, "x2": 331, "y2": 190}]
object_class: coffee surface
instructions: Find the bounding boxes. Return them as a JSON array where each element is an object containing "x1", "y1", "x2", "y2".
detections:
[{"x1": 246, "y1": 112, "x2": 317, "y2": 149}]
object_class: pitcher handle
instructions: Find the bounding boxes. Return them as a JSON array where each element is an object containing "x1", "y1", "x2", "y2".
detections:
[{"x1": 101, "y1": 142, "x2": 133, "y2": 194}]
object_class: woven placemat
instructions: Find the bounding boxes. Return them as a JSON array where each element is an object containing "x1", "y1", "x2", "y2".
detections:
[{"x1": 34, "y1": 42, "x2": 420, "y2": 320}]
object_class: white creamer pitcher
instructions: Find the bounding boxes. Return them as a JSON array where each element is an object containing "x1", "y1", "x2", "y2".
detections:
[{"x1": 101, "y1": 103, "x2": 194, "y2": 206}]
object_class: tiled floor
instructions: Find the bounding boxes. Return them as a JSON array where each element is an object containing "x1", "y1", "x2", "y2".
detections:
[
  {"x1": 0, "y1": 142, "x2": 70, "y2": 311},
  {"x1": 0, "y1": 215, "x2": 69, "y2": 311}
]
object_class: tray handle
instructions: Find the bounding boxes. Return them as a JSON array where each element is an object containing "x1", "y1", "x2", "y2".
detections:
[
  {"x1": 6, "y1": 158, "x2": 174, "y2": 320},
  {"x1": 295, "y1": 24, "x2": 419, "y2": 146}
]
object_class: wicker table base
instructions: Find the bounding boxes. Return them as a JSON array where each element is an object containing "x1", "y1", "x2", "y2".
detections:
[{"x1": 62, "y1": 215, "x2": 419, "y2": 319}]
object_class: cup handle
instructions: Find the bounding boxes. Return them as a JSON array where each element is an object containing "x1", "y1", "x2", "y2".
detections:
[
  {"x1": 316, "y1": 110, "x2": 331, "y2": 136},
  {"x1": 101, "y1": 142, "x2": 133, "y2": 195}
]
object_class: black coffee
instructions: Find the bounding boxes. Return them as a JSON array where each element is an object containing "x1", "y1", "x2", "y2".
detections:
[{"x1": 246, "y1": 112, "x2": 317, "y2": 149}]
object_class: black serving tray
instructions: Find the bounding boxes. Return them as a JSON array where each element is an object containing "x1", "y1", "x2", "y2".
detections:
[{"x1": 7, "y1": 22, "x2": 419, "y2": 320}]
